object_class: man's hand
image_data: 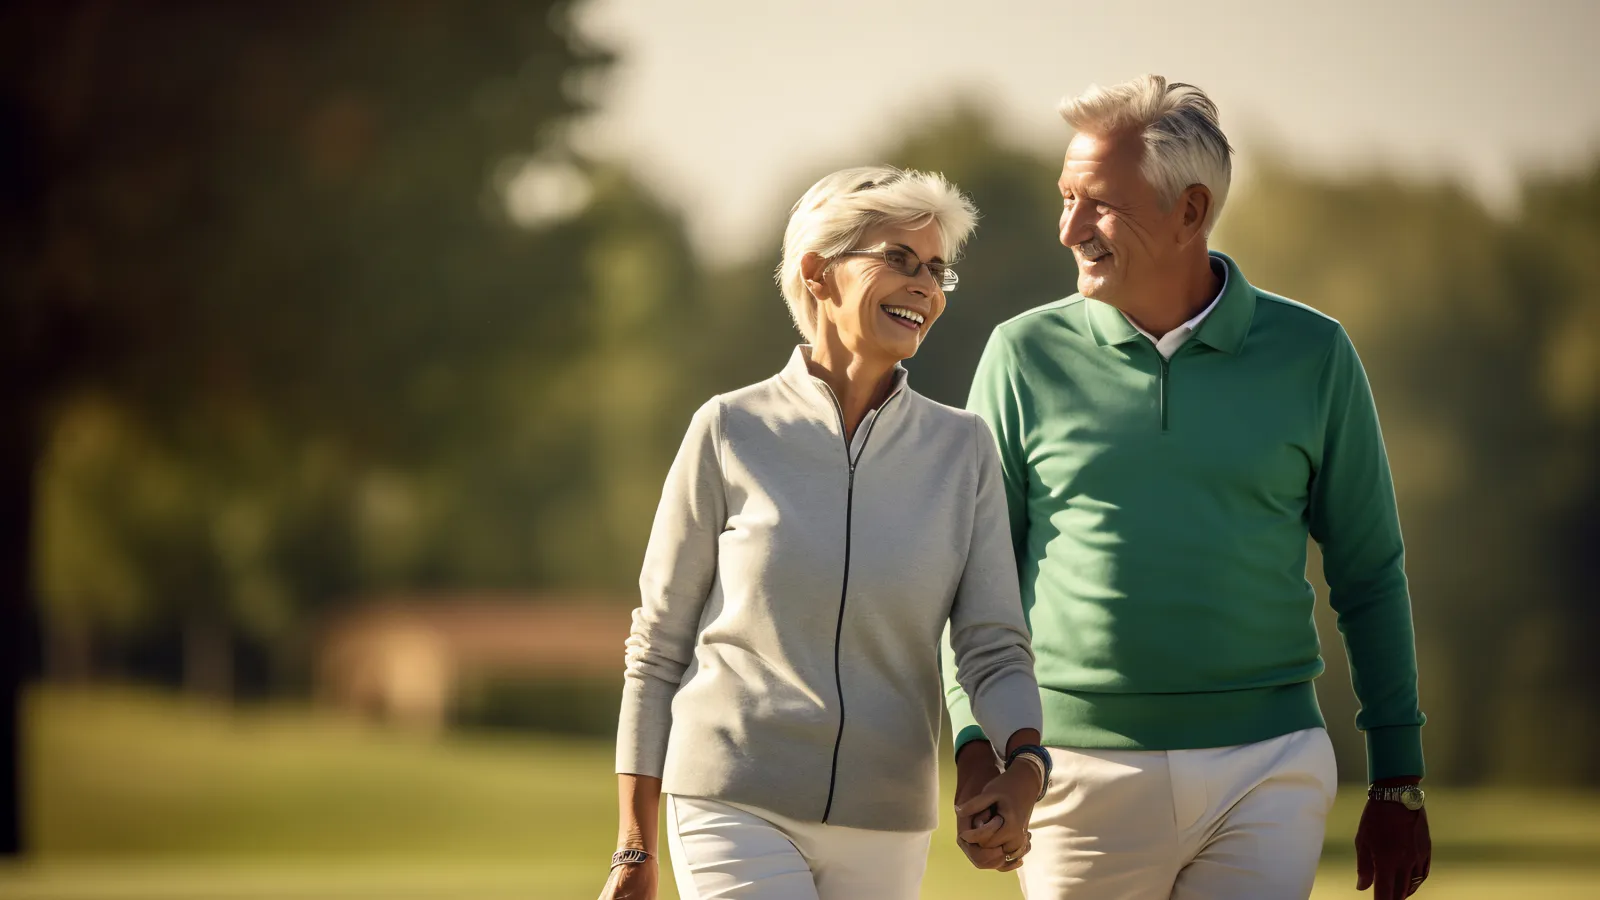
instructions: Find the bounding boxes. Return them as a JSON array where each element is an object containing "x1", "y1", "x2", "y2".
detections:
[{"x1": 1355, "y1": 779, "x2": 1431, "y2": 899}]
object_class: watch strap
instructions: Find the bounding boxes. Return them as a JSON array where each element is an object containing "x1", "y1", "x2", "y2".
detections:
[{"x1": 1367, "y1": 784, "x2": 1425, "y2": 809}]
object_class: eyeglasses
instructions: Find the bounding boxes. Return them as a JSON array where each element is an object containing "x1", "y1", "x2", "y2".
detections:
[{"x1": 835, "y1": 244, "x2": 959, "y2": 292}]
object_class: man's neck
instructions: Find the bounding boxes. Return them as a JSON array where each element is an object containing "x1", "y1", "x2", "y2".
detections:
[
  {"x1": 806, "y1": 340, "x2": 898, "y2": 441},
  {"x1": 1116, "y1": 253, "x2": 1222, "y2": 339}
]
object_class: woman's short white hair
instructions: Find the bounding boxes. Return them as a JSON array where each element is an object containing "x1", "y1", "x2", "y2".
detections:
[
  {"x1": 1059, "y1": 74, "x2": 1233, "y2": 235},
  {"x1": 777, "y1": 166, "x2": 977, "y2": 341}
]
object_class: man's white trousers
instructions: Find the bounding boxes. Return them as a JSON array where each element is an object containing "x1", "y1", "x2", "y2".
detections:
[
  {"x1": 665, "y1": 794, "x2": 932, "y2": 900},
  {"x1": 1019, "y1": 727, "x2": 1339, "y2": 900}
]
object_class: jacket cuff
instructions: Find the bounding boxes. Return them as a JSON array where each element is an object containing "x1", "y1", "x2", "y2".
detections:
[
  {"x1": 970, "y1": 669, "x2": 1044, "y2": 759},
  {"x1": 1366, "y1": 725, "x2": 1425, "y2": 782},
  {"x1": 615, "y1": 681, "x2": 670, "y2": 778}
]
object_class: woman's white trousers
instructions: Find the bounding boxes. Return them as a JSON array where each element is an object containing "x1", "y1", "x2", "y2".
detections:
[{"x1": 665, "y1": 794, "x2": 932, "y2": 900}]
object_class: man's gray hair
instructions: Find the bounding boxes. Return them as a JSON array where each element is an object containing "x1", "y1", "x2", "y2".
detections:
[
  {"x1": 777, "y1": 166, "x2": 977, "y2": 341},
  {"x1": 1059, "y1": 74, "x2": 1233, "y2": 235}
]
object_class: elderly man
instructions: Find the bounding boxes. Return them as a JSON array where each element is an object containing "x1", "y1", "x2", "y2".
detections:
[{"x1": 943, "y1": 75, "x2": 1431, "y2": 899}]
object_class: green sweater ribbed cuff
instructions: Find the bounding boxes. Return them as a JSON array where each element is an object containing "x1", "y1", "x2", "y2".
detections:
[
  {"x1": 953, "y1": 724, "x2": 989, "y2": 760},
  {"x1": 1366, "y1": 725, "x2": 1425, "y2": 782}
]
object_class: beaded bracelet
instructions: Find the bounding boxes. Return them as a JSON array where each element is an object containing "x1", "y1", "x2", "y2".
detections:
[
  {"x1": 1010, "y1": 750, "x2": 1049, "y2": 801},
  {"x1": 1005, "y1": 744, "x2": 1053, "y2": 802}
]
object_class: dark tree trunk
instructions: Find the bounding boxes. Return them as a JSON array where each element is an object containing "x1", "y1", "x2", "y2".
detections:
[
  {"x1": 1564, "y1": 476, "x2": 1600, "y2": 785},
  {"x1": 184, "y1": 613, "x2": 233, "y2": 703},
  {"x1": 0, "y1": 388, "x2": 40, "y2": 857},
  {"x1": 0, "y1": 23, "x2": 46, "y2": 856}
]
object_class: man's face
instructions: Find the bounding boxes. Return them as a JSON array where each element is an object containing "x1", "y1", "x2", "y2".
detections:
[{"x1": 1058, "y1": 129, "x2": 1183, "y2": 304}]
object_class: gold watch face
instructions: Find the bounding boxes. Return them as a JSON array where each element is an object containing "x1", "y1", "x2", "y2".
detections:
[{"x1": 1400, "y1": 787, "x2": 1425, "y2": 811}]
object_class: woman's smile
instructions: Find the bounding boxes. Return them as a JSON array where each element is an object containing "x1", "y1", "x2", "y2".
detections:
[{"x1": 882, "y1": 304, "x2": 926, "y2": 331}]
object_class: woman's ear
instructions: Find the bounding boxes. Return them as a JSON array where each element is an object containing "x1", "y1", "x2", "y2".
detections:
[{"x1": 800, "y1": 251, "x2": 832, "y2": 300}]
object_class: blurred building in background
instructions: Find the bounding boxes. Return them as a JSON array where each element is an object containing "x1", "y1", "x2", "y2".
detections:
[{"x1": 317, "y1": 595, "x2": 628, "y2": 732}]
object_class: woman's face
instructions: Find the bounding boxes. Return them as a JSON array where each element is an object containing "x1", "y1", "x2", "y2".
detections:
[{"x1": 809, "y1": 222, "x2": 948, "y2": 364}]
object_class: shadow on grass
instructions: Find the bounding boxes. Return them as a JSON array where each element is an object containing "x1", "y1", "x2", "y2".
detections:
[{"x1": 1320, "y1": 841, "x2": 1600, "y2": 867}]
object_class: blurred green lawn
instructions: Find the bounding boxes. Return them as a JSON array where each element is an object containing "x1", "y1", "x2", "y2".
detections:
[{"x1": 2, "y1": 687, "x2": 1598, "y2": 899}]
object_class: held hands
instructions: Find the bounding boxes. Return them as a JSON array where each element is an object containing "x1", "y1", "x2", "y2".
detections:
[{"x1": 953, "y1": 747, "x2": 1042, "y2": 873}]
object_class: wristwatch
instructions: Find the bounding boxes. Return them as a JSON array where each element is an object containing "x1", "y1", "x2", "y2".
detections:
[
  {"x1": 1368, "y1": 784, "x2": 1426, "y2": 811},
  {"x1": 611, "y1": 848, "x2": 653, "y2": 868}
]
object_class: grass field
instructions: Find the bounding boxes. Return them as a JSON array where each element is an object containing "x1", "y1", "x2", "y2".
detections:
[{"x1": 1, "y1": 687, "x2": 1598, "y2": 899}]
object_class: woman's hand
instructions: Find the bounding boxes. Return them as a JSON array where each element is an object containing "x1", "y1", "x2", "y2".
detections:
[
  {"x1": 605, "y1": 775, "x2": 662, "y2": 899},
  {"x1": 598, "y1": 856, "x2": 657, "y2": 900},
  {"x1": 954, "y1": 762, "x2": 1041, "y2": 872}
]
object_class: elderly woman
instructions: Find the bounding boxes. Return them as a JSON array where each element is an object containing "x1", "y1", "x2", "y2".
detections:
[{"x1": 600, "y1": 166, "x2": 1046, "y2": 900}]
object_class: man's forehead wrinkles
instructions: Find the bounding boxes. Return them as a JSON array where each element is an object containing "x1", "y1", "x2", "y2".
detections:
[
  {"x1": 1063, "y1": 162, "x2": 1106, "y2": 191},
  {"x1": 1061, "y1": 169, "x2": 1107, "y2": 196}
]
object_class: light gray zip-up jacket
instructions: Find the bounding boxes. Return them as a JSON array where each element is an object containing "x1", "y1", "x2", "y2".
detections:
[{"x1": 616, "y1": 346, "x2": 1042, "y2": 832}]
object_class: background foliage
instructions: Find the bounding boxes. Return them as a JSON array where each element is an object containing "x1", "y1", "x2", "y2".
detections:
[{"x1": 3, "y1": 0, "x2": 1598, "y2": 886}]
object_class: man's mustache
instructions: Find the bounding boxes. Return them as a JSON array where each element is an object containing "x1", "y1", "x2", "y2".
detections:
[{"x1": 1075, "y1": 236, "x2": 1111, "y2": 258}]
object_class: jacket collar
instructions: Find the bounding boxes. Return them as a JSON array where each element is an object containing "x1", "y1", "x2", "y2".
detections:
[
  {"x1": 1085, "y1": 251, "x2": 1256, "y2": 355},
  {"x1": 778, "y1": 345, "x2": 910, "y2": 414}
]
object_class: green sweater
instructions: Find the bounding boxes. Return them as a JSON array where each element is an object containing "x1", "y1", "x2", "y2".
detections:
[{"x1": 943, "y1": 252, "x2": 1425, "y2": 781}]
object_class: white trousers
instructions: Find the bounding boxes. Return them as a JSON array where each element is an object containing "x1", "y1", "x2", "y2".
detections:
[
  {"x1": 665, "y1": 794, "x2": 933, "y2": 900},
  {"x1": 1019, "y1": 727, "x2": 1339, "y2": 900}
]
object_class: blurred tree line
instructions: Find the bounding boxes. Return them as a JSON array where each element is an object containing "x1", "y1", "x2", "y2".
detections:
[
  {"x1": 1, "y1": 0, "x2": 689, "y2": 855},
  {"x1": 3, "y1": 0, "x2": 1598, "y2": 858}
]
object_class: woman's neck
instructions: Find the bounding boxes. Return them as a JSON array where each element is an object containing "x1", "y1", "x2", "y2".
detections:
[{"x1": 806, "y1": 338, "x2": 898, "y2": 442}]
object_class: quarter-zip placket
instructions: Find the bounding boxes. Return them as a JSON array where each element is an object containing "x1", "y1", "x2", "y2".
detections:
[
  {"x1": 816, "y1": 381, "x2": 902, "y2": 823},
  {"x1": 1159, "y1": 355, "x2": 1170, "y2": 432}
]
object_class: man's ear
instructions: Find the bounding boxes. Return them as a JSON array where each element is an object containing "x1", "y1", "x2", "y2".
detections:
[
  {"x1": 800, "y1": 251, "x2": 832, "y2": 300},
  {"x1": 1176, "y1": 184, "x2": 1213, "y2": 246}
]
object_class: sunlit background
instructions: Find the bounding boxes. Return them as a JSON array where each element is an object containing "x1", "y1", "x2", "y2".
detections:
[{"x1": 2, "y1": 1, "x2": 1598, "y2": 897}]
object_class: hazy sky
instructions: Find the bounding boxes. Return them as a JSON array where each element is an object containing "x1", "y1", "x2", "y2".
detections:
[{"x1": 575, "y1": 0, "x2": 1600, "y2": 261}]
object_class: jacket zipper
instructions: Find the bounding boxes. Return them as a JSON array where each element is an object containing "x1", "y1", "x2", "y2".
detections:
[
  {"x1": 818, "y1": 384, "x2": 901, "y2": 823},
  {"x1": 1159, "y1": 356, "x2": 1170, "y2": 432}
]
